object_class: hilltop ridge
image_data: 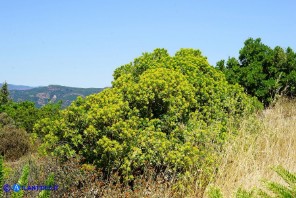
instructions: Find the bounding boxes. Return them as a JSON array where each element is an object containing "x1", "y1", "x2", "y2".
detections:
[{"x1": 8, "y1": 84, "x2": 103, "y2": 108}]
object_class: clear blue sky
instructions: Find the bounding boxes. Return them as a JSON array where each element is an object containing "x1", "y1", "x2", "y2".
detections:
[{"x1": 1, "y1": 1, "x2": 295, "y2": 88}]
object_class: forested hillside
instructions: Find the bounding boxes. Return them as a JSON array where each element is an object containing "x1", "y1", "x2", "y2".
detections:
[
  {"x1": 0, "y1": 83, "x2": 34, "y2": 91},
  {"x1": 9, "y1": 85, "x2": 104, "y2": 108}
]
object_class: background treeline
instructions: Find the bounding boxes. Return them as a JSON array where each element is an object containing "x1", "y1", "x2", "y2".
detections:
[
  {"x1": 0, "y1": 37, "x2": 295, "y2": 197},
  {"x1": 0, "y1": 85, "x2": 61, "y2": 133},
  {"x1": 217, "y1": 38, "x2": 296, "y2": 106}
]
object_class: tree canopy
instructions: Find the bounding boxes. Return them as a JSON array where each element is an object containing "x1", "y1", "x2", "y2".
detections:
[
  {"x1": 217, "y1": 38, "x2": 296, "y2": 106},
  {"x1": 0, "y1": 82, "x2": 10, "y2": 105}
]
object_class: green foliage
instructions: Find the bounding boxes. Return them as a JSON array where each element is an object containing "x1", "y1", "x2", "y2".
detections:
[
  {"x1": 0, "y1": 82, "x2": 10, "y2": 105},
  {"x1": 38, "y1": 173, "x2": 55, "y2": 198},
  {"x1": 37, "y1": 48, "x2": 260, "y2": 185},
  {"x1": 234, "y1": 166, "x2": 296, "y2": 198},
  {"x1": 12, "y1": 164, "x2": 30, "y2": 198},
  {"x1": 207, "y1": 186, "x2": 224, "y2": 198},
  {"x1": 235, "y1": 188, "x2": 255, "y2": 198},
  {"x1": 1, "y1": 157, "x2": 58, "y2": 198},
  {"x1": 18, "y1": 164, "x2": 30, "y2": 186},
  {"x1": 0, "y1": 102, "x2": 61, "y2": 160},
  {"x1": 0, "y1": 100, "x2": 62, "y2": 133},
  {"x1": 258, "y1": 166, "x2": 296, "y2": 198},
  {"x1": 0, "y1": 115, "x2": 31, "y2": 160},
  {"x1": 1, "y1": 101, "x2": 39, "y2": 132},
  {"x1": 208, "y1": 166, "x2": 296, "y2": 198},
  {"x1": 217, "y1": 38, "x2": 296, "y2": 106},
  {"x1": 38, "y1": 102, "x2": 62, "y2": 122},
  {"x1": 0, "y1": 112, "x2": 15, "y2": 128}
]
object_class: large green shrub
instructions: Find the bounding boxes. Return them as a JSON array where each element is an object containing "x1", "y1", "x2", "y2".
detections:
[{"x1": 36, "y1": 48, "x2": 260, "y2": 184}]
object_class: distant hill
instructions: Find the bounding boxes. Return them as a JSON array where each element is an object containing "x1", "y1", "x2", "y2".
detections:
[
  {"x1": 9, "y1": 85, "x2": 104, "y2": 108},
  {"x1": 0, "y1": 83, "x2": 34, "y2": 90}
]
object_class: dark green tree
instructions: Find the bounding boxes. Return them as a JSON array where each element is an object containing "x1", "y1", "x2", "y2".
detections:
[
  {"x1": 0, "y1": 82, "x2": 10, "y2": 105},
  {"x1": 217, "y1": 38, "x2": 296, "y2": 106},
  {"x1": 282, "y1": 47, "x2": 296, "y2": 96}
]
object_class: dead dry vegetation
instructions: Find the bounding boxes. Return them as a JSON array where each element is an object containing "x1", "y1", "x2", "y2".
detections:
[{"x1": 207, "y1": 98, "x2": 296, "y2": 197}]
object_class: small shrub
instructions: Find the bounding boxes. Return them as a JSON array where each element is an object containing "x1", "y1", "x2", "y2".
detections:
[
  {"x1": 207, "y1": 186, "x2": 223, "y2": 198},
  {"x1": 0, "y1": 112, "x2": 15, "y2": 128},
  {"x1": 0, "y1": 125, "x2": 31, "y2": 161}
]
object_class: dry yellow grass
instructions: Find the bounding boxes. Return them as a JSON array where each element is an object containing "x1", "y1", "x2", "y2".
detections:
[{"x1": 208, "y1": 98, "x2": 296, "y2": 197}]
